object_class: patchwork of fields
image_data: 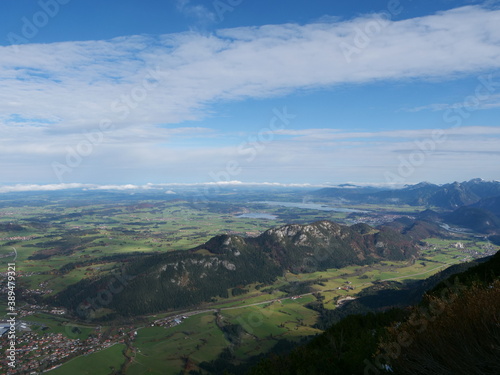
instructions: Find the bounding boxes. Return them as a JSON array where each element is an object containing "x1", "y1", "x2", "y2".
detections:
[{"x1": 0, "y1": 191, "x2": 496, "y2": 374}]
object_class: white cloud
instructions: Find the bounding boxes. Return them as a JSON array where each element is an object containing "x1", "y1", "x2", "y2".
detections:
[
  {"x1": 0, "y1": 183, "x2": 91, "y2": 193},
  {"x1": 2, "y1": 5, "x2": 500, "y2": 134},
  {"x1": 0, "y1": 181, "x2": 323, "y2": 194},
  {"x1": 89, "y1": 184, "x2": 143, "y2": 190},
  {"x1": 0, "y1": 183, "x2": 165, "y2": 193},
  {"x1": 274, "y1": 126, "x2": 500, "y2": 142},
  {"x1": 175, "y1": 0, "x2": 217, "y2": 27},
  {"x1": 1, "y1": 124, "x2": 499, "y2": 185},
  {"x1": 407, "y1": 93, "x2": 500, "y2": 112},
  {"x1": 1, "y1": 5, "x2": 500, "y2": 184}
]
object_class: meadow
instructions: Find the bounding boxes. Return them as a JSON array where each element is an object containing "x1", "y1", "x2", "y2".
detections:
[
  {"x1": 0, "y1": 190, "x2": 496, "y2": 374},
  {"x1": 48, "y1": 343, "x2": 127, "y2": 375}
]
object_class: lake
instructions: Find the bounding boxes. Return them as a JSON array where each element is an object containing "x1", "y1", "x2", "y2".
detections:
[{"x1": 257, "y1": 201, "x2": 366, "y2": 213}]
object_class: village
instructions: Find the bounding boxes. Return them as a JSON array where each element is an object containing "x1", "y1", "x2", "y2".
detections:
[
  {"x1": 0, "y1": 232, "x2": 497, "y2": 373},
  {"x1": 0, "y1": 322, "x2": 133, "y2": 374}
]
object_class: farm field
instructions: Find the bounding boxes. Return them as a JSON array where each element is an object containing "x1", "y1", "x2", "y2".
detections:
[
  {"x1": 127, "y1": 314, "x2": 228, "y2": 375},
  {"x1": 48, "y1": 343, "x2": 127, "y2": 375},
  {"x1": 119, "y1": 234, "x2": 494, "y2": 374},
  {"x1": 0, "y1": 190, "x2": 497, "y2": 374},
  {"x1": 1, "y1": 190, "x2": 434, "y2": 298}
]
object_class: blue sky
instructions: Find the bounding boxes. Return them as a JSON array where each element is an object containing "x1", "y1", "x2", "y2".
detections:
[{"x1": 1, "y1": 0, "x2": 500, "y2": 191}]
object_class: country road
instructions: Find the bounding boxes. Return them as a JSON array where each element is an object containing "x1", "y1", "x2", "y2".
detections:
[
  {"x1": 47, "y1": 257, "x2": 467, "y2": 372},
  {"x1": 161, "y1": 258, "x2": 465, "y2": 320}
]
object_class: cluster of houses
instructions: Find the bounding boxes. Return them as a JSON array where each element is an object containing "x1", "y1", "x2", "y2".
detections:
[
  {"x1": 0, "y1": 326, "x2": 124, "y2": 374},
  {"x1": 337, "y1": 280, "x2": 355, "y2": 291},
  {"x1": 0, "y1": 302, "x2": 63, "y2": 319},
  {"x1": 152, "y1": 315, "x2": 187, "y2": 328},
  {"x1": 50, "y1": 308, "x2": 67, "y2": 315},
  {"x1": 460, "y1": 244, "x2": 498, "y2": 259}
]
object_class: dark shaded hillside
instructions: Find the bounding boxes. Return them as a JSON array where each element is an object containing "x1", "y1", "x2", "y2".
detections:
[
  {"x1": 51, "y1": 241, "x2": 282, "y2": 318},
  {"x1": 490, "y1": 235, "x2": 500, "y2": 246},
  {"x1": 380, "y1": 217, "x2": 444, "y2": 241},
  {"x1": 246, "y1": 250, "x2": 500, "y2": 375},
  {"x1": 51, "y1": 221, "x2": 419, "y2": 318},
  {"x1": 247, "y1": 309, "x2": 410, "y2": 375},
  {"x1": 445, "y1": 206, "x2": 500, "y2": 233},
  {"x1": 472, "y1": 195, "x2": 500, "y2": 216},
  {"x1": 382, "y1": 282, "x2": 500, "y2": 374}
]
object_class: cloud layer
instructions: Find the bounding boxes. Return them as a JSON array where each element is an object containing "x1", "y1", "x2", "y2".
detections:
[
  {"x1": 1, "y1": 4, "x2": 500, "y2": 184},
  {"x1": 2, "y1": 5, "x2": 500, "y2": 128}
]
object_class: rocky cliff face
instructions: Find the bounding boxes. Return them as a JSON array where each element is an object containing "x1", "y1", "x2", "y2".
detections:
[{"x1": 251, "y1": 220, "x2": 417, "y2": 272}]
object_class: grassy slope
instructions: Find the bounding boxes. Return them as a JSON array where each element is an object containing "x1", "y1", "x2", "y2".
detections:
[{"x1": 48, "y1": 343, "x2": 127, "y2": 375}]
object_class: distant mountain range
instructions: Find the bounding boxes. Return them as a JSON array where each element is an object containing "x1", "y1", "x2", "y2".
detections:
[
  {"x1": 52, "y1": 221, "x2": 420, "y2": 318},
  {"x1": 441, "y1": 194, "x2": 500, "y2": 234},
  {"x1": 314, "y1": 178, "x2": 500, "y2": 209},
  {"x1": 315, "y1": 179, "x2": 500, "y2": 234}
]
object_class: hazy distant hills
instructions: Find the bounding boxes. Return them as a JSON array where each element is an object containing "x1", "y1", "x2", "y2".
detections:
[
  {"x1": 315, "y1": 179, "x2": 500, "y2": 234},
  {"x1": 53, "y1": 221, "x2": 419, "y2": 317},
  {"x1": 314, "y1": 178, "x2": 500, "y2": 209}
]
